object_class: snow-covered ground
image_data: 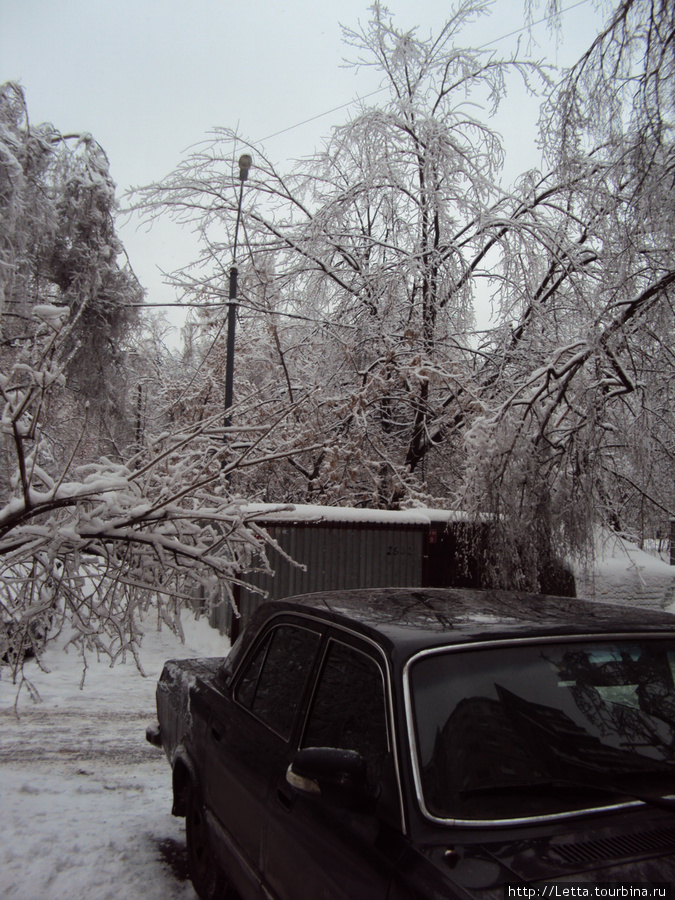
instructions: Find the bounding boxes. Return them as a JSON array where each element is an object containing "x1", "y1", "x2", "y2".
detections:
[
  {"x1": 0, "y1": 613, "x2": 230, "y2": 900},
  {"x1": 575, "y1": 531, "x2": 675, "y2": 610}
]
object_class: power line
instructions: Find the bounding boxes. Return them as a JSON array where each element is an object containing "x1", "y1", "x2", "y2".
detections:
[
  {"x1": 257, "y1": 88, "x2": 386, "y2": 144},
  {"x1": 256, "y1": 0, "x2": 592, "y2": 146},
  {"x1": 125, "y1": 0, "x2": 596, "y2": 316},
  {"x1": 475, "y1": 0, "x2": 591, "y2": 50}
]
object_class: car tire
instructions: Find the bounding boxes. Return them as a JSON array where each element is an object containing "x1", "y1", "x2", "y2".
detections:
[{"x1": 185, "y1": 781, "x2": 232, "y2": 900}]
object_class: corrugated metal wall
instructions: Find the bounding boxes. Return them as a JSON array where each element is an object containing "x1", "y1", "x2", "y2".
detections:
[{"x1": 211, "y1": 523, "x2": 425, "y2": 634}]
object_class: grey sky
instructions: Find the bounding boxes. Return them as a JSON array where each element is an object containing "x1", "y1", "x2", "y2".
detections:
[{"x1": 1, "y1": 0, "x2": 603, "y2": 328}]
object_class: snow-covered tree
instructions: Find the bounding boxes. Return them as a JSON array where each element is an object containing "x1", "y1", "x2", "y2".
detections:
[
  {"x1": 0, "y1": 88, "x2": 310, "y2": 684},
  {"x1": 133, "y1": 1, "x2": 548, "y2": 506},
  {"x1": 133, "y1": 0, "x2": 675, "y2": 588},
  {"x1": 0, "y1": 298, "x2": 315, "y2": 685},
  {"x1": 0, "y1": 81, "x2": 143, "y2": 440},
  {"x1": 460, "y1": 0, "x2": 675, "y2": 578}
]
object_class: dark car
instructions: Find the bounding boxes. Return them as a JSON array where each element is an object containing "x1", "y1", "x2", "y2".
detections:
[{"x1": 147, "y1": 588, "x2": 675, "y2": 899}]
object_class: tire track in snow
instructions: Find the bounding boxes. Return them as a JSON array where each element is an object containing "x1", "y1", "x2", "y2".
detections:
[{"x1": 0, "y1": 707, "x2": 161, "y2": 765}]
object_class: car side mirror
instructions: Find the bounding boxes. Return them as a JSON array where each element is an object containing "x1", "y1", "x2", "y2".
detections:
[{"x1": 286, "y1": 747, "x2": 375, "y2": 812}]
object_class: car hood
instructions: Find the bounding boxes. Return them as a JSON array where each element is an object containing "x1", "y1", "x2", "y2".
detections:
[{"x1": 415, "y1": 817, "x2": 675, "y2": 896}]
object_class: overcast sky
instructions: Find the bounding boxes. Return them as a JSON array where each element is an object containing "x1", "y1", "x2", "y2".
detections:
[{"x1": 1, "y1": 0, "x2": 603, "y2": 334}]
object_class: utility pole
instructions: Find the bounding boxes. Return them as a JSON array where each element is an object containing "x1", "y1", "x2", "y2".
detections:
[{"x1": 224, "y1": 153, "x2": 252, "y2": 432}]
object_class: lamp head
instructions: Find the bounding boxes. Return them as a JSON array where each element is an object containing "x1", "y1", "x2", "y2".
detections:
[{"x1": 238, "y1": 154, "x2": 253, "y2": 181}]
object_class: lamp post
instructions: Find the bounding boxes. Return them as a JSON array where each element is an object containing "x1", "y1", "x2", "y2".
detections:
[{"x1": 224, "y1": 153, "x2": 252, "y2": 432}]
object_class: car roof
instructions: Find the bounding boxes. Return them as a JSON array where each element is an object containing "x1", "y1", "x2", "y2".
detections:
[{"x1": 256, "y1": 587, "x2": 675, "y2": 656}]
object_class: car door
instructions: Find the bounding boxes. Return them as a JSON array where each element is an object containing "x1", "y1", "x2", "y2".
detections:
[
  {"x1": 263, "y1": 631, "x2": 405, "y2": 900},
  {"x1": 203, "y1": 618, "x2": 323, "y2": 899}
]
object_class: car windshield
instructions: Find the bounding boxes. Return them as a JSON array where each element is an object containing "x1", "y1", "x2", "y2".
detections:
[{"x1": 408, "y1": 637, "x2": 675, "y2": 822}]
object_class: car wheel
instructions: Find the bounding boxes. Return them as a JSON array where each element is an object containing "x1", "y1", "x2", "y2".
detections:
[{"x1": 185, "y1": 781, "x2": 232, "y2": 900}]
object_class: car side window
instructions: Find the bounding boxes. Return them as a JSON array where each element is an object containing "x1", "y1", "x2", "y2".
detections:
[
  {"x1": 302, "y1": 639, "x2": 389, "y2": 780},
  {"x1": 235, "y1": 623, "x2": 321, "y2": 740}
]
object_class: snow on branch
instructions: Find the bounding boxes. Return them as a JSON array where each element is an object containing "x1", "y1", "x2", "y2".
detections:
[{"x1": 0, "y1": 302, "x2": 300, "y2": 687}]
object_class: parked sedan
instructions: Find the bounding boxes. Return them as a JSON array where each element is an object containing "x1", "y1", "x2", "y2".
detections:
[{"x1": 147, "y1": 588, "x2": 675, "y2": 898}]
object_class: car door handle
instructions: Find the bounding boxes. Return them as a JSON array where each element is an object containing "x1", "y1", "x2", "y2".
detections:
[{"x1": 276, "y1": 782, "x2": 296, "y2": 812}]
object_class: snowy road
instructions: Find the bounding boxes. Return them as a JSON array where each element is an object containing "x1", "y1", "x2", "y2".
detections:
[{"x1": 0, "y1": 616, "x2": 230, "y2": 900}]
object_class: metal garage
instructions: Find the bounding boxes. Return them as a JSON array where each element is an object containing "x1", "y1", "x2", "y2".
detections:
[{"x1": 209, "y1": 504, "x2": 485, "y2": 637}]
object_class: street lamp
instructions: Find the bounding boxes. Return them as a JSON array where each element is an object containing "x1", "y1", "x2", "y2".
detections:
[{"x1": 224, "y1": 153, "x2": 253, "y2": 431}]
